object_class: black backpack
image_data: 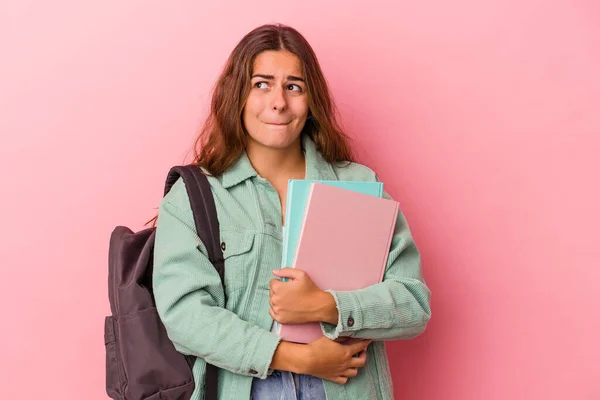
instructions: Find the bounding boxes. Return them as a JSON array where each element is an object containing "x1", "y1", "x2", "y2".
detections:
[{"x1": 105, "y1": 165, "x2": 225, "y2": 400}]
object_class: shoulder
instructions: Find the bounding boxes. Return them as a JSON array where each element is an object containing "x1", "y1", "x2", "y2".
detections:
[
  {"x1": 331, "y1": 161, "x2": 379, "y2": 183},
  {"x1": 331, "y1": 161, "x2": 396, "y2": 200},
  {"x1": 161, "y1": 172, "x2": 225, "y2": 212},
  {"x1": 161, "y1": 176, "x2": 189, "y2": 212}
]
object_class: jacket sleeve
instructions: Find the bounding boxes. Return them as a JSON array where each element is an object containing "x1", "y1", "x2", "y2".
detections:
[
  {"x1": 320, "y1": 188, "x2": 432, "y2": 341},
  {"x1": 152, "y1": 179, "x2": 281, "y2": 379}
]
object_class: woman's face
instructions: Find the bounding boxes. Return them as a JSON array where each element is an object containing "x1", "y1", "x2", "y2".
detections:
[{"x1": 242, "y1": 50, "x2": 309, "y2": 151}]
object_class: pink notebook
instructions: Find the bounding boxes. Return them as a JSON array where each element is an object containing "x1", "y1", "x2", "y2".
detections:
[{"x1": 278, "y1": 182, "x2": 399, "y2": 343}]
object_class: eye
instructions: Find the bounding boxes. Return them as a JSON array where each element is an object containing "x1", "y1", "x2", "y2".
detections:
[
  {"x1": 254, "y1": 81, "x2": 269, "y2": 89},
  {"x1": 286, "y1": 84, "x2": 303, "y2": 92}
]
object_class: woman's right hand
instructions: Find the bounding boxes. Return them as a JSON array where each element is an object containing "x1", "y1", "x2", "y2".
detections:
[{"x1": 304, "y1": 336, "x2": 371, "y2": 384}]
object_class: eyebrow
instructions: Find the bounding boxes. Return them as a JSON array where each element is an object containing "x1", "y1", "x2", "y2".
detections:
[{"x1": 251, "y1": 74, "x2": 305, "y2": 82}]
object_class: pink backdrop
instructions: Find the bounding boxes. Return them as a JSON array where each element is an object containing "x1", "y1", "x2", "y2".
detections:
[{"x1": 1, "y1": 1, "x2": 599, "y2": 399}]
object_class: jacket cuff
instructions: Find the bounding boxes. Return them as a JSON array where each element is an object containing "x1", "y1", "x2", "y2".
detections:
[
  {"x1": 320, "y1": 290, "x2": 362, "y2": 340},
  {"x1": 241, "y1": 330, "x2": 282, "y2": 379}
]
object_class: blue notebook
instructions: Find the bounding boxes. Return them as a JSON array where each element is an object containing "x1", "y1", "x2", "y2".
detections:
[{"x1": 280, "y1": 179, "x2": 384, "y2": 272}]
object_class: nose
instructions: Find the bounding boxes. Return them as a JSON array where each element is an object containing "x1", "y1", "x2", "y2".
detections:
[{"x1": 270, "y1": 86, "x2": 287, "y2": 112}]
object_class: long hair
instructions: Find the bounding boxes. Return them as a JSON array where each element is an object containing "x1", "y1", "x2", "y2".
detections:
[
  {"x1": 147, "y1": 24, "x2": 354, "y2": 226},
  {"x1": 194, "y1": 23, "x2": 354, "y2": 174}
]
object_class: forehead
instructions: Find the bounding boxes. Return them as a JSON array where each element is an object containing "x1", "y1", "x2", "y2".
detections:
[{"x1": 252, "y1": 50, "x2": 303, "y2": 76}]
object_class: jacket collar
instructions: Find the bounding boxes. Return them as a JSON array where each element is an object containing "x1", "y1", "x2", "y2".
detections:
[{"x1": 221, "y1": 134, "x2": 337, "y2": 189}]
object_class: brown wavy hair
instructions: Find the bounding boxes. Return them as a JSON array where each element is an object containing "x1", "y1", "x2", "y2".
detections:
[
  {"x1": 194, "y1": 23, "x2": 355, "y2": 175},
  {"x1": 147, "y1": 23, "x2": 354, "y2": 226}
]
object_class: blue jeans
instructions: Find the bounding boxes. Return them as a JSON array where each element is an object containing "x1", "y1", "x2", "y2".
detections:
[{"x1": 250, "y1": 371, "x2": 326, "y2": 400}]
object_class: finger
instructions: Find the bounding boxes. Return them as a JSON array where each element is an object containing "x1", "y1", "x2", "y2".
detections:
[
  {"x1": 348, "y1": 339, "x2": 372, "y2": 355},
  {"x1": 334, "y1": 376, "x2": 348, "y2": 385},
  {"x1": 272, "y1": 267, "x2": 305, "y2": 280},
  {"x1": 349, "y1": 350, "x2": 367, "y2": 368},
  {"x1": 270, "y1": 278, "x2": 280, "y2": 292},
  {"x1": 269, "y1": 300, "x2": 279, "y2": 314},
  {"x1": 343, "y1": 368, "x2": 359, "y2": 378}
]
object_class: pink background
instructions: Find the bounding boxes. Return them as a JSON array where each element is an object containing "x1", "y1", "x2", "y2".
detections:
[{"x1": 1, "y1": 0, "x2": 599, "y2": 399}]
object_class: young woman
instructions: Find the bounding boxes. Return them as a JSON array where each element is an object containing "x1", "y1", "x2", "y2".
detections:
[{"x1": 153, "y1": 23, "x2": 431, "y2": 400}]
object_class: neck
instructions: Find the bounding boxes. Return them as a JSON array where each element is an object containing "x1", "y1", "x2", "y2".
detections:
[{"x1": 245, "y1": 137, "x2": 306, "y2": 184}]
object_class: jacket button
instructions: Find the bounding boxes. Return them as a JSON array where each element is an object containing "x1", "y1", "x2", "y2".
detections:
[
  {"x1": 249, "y1": 369, "x2": 258, "y2": 375},
  {"x1": 221, "y1": 242, "x2": 226, "y2": 251},
  {"x1": 347, "y1": 316, "x2": 355, "y2": 327}
]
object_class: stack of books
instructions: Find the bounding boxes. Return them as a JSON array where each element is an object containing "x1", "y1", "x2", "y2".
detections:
[{"x1": 275, "y1": 179, "x2": 399, "y2": 343}]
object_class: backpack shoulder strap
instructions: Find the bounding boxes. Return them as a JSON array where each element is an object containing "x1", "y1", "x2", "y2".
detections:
[
  {"x1": 164, "y1": 164, "x2": 222, "y2": 400},
  {"x1": 164, "y1": 165, "x2": 226, "y2": 290}
]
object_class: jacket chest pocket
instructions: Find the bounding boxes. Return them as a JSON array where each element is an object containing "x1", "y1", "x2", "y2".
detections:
[{"x1": 220, "y1": 230, "x2": 255, "y2": 299}]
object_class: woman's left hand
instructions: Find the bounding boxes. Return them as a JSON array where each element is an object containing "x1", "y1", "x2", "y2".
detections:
[{"x1": 269, "y1": 268, "x2": 338, "y2": 325}]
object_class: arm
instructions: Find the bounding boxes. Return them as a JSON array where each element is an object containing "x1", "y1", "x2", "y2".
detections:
[
  {"x1": 153, "y1": 183, "x2": 282, "y2": 379},
  {"x1": 154, "y1": 179, "x2": 372, "y2": 383},
  {"x1": 319, "y1": 190, "x2": 432, "y2": 341}
]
